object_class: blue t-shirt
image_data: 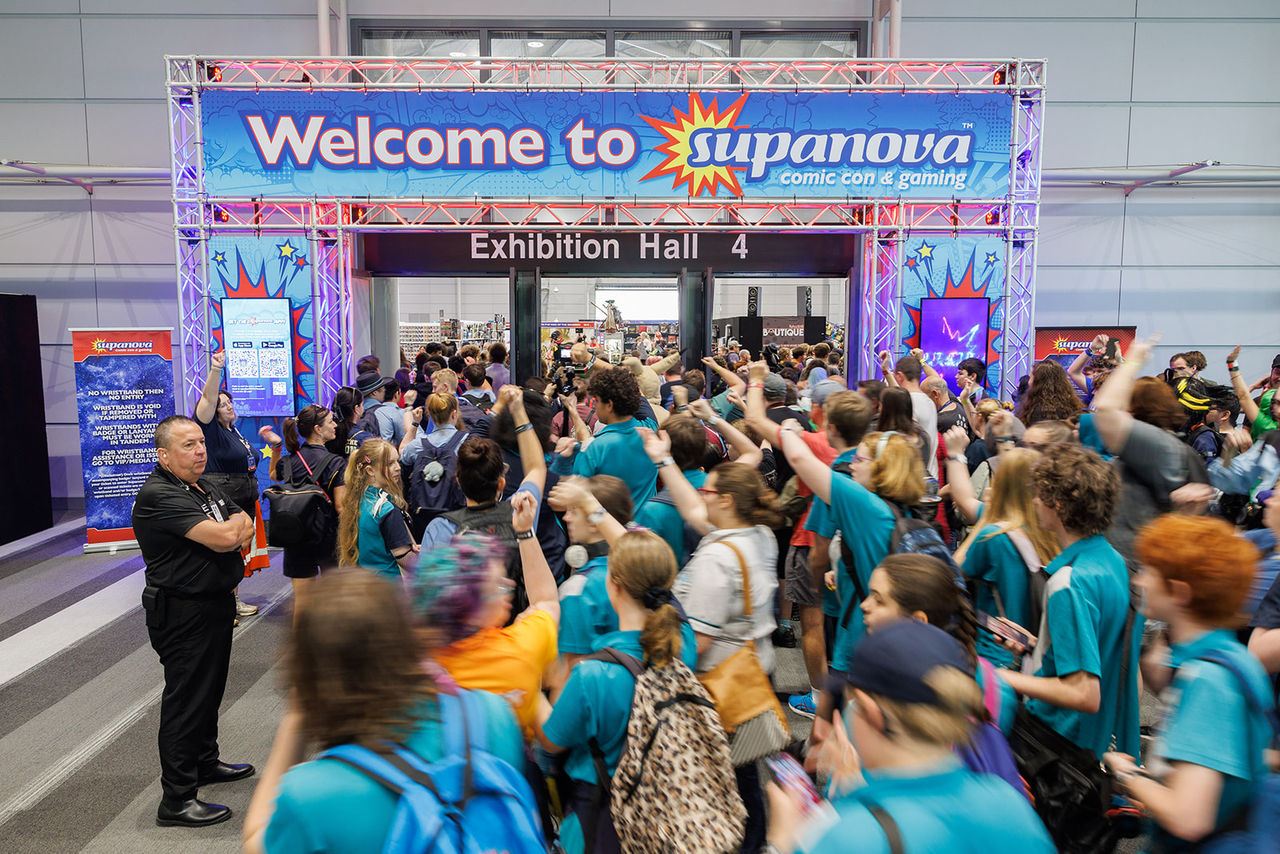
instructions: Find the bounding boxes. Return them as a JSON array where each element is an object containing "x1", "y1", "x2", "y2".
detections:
[
  {"x1": 1025, "y1": 534, "x2": 1141, "y2": 757},
  {"x1": 634, "y1": 469, "x2": 708, "y2": 567},
  {"x1": 263, "y1": 691, "x2": 524, "y2": 854},
  {"x1": 1242, "y1": 529, "x2": 1280, "y2": 625},
  {"x1": 804, "y1": 466, "x2": 895, "y2": 672},
  {"x1": 357, "y1": 485, "x2": 413, "y2": 579},
  {"x1": 551, "y1": 417, "x2": 658, "y2": 508},
  {"x1": 962, "y1": 524, "x2": 1035, "y2": 670},
  {"x1": 797, "y1": 759, "x2": 1053, "y2": 854},
  {"x1": 1150, "y1": 629, "x2": 1273, "y2": 848}
]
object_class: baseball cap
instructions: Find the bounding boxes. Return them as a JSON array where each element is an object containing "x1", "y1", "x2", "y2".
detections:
[
  {"x1": 810, "y1": 379, "x2": 846, "y2": 409},
  {"x1": 762, "y1": 372, "x2": 787, "y2": 400},
  {"x1": 846, "y1": 620, "x2": 970, "y2": 706}
]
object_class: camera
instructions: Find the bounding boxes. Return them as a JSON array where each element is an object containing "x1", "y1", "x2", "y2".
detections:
[{"x1": 554, "y1": 364, "x2": 578, "y2": 397}]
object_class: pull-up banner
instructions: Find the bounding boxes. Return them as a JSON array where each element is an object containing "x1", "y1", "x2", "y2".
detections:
[
  {"x1": 71, "y1": 328, "x2": 176, "y2": 551},
  {"x1": 201, "y1": 90, "x2": 1012, "y2": 200}
]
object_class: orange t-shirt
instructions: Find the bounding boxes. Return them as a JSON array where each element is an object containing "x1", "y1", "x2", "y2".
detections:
[{"x1": 433, "y1": 608, "x2": 558, "y2": 738}]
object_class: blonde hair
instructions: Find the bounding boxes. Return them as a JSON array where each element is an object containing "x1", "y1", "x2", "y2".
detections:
[
  {"x1": 426, "y1": 392, "x2": 458, "y2": 426},
  {"x1": 864, "y1": 431, "x2": 925, "y2": 505},
  {"x1": 337, "y1": 439, "x2": 406, "y2": 566},
  {"x1": 871, "y1": 666, "x2": 983, "y2": 748},
  {"x1": 954, "y1": 448, "x2": 1059, "y2": 566},
  {"x1": 608, "y1": 530, "x2": 683, "y2": 667},
  {"x1": 432, "y1": 369, "x2": 458, "y2": 393}
]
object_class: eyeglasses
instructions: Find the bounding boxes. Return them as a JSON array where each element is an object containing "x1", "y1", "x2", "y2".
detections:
[
  {"x1": 485, "y1": 580, "x2": 516, "y2": 601},
  {"x1": 697, "y1": 486, "x2": 720, "y2": 495}
]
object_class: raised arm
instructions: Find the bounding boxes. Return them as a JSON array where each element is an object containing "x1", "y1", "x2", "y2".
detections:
[
  {"x1": 1226, "y1": 345, "x2": 1261, "y2": 423},
  {"x1": 1067, "y1": 334, "x2": 1106, "y2": 393},
  {"x1": 558, "y1": 392, "x2": 592, "y2": 443},
  {"x1": 503, "y1": 386, "x2": 546, "y2": 495},
  {"x1": 512, "y1": 490, "x2": 558, "y2": 622},
  {"x1": 651, "y1": 349, "x2": 681, "y2": 378},
  {"x1": 878, "y1": 350, "x2": 899, "y2": 388},
  {"x1": 259, "y1": 425, "x2": 283, "y2": 481},
  {"x1": 744, "y1": 360, "x2": 781, "y2": 443},
  {"x1": 910, "y1": 348, "x2": 941, "y2": 381},
  {"x1": 701, "y1": 356, "x2": 746, "y2": 396},
  {"x1": 1090, "y1": 335, "x2": 1158, "y2": 454},
  {"x1": 690, "y1": 398, "x2": 762, "y2": 469},
  {"x1": 194, "y1": 350, "x2": 226, "y2": 424},
  {"x1": 777, "y1": 420, "x2": 833, "y2": 505},
  {"x1": 638, "y1": 427, "x2": 712, "y2": 535},
  {"x1": 942, "y1": 426, "x2": 981, "y2": 524},
  {"x1": 548, "y1": 476, "x2": 628, "y2": 547}
]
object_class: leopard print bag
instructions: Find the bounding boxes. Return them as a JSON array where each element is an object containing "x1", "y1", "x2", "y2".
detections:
[{"x1": 586, "y1": 648, "x2": 745, "y2": 854}]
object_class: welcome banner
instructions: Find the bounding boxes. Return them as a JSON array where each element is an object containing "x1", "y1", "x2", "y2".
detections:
[
  {"x1": 201, "y1": 90, "x2": 1013, "y2": 200},
  {"x1": 71, "y1": 329, "x2": 175, "y2": 551}
]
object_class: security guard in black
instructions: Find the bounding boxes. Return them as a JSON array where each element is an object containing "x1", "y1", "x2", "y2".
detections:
[{"x1": 132, "y1": 415, "x2": 256, "y2": 827}]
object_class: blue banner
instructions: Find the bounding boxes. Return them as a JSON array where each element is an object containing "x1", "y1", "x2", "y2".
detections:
[
  {"x1": 201, "y1": 90, "x2": 1013, "y2": 199},
  {"x1": 72, "y1": 329, "x2": 175, "y2": 549}
]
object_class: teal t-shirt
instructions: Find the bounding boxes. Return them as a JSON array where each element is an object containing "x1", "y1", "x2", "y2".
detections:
[
  {"x1": 804, "y1": 469, "x2": 895, "y2": 672},
  {"x1": 709, "y1": 389, "x2": 744, "y2": 422},
  {"x1": 357, "y1": 485, "x2": 410, "y2": 579},
  {"x1": 263, "y1": 691, "x2": 524, "y2": 854},
  {"x1": 1025, "y1": 535, "x2": 1141, "y2": 757},
  {"x1": 558, "y1": 555, "x2": 613, "y2": 656},
  {"x1": 1150, "y1": 629, "x2": 1273, "y2": 847},
  {"x1": 634, "y1": 468, "x2": 708, "y2": 567},
  {"x1": 797, "y1": 759, "x2": 1054, "y2": 854},
  {"x1": 551, "y1": 417, "x2": 658, "y2": 507},
  {"x1": 963, "y1": 524, "x2": 1034, "y2": 670},
  {"x1": 805, "y1": 448, "x2": 856, "y2": 620}
]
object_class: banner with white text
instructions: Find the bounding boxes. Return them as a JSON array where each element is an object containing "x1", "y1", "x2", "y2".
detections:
[
  {"x1": 200, "y1": 90, "x2": 1013, "y2": 199},
  {"x1": 72, "y1": 329, "x2": 175, "y2": 550}
]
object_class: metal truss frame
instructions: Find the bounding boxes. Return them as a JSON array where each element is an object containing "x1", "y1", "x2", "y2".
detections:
[{"x1": 169, "y1": 56, "x2": 1043, "y2": 407}]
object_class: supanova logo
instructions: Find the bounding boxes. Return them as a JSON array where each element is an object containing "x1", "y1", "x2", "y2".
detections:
[
  {"x1": 89, "y1": 338, "x2": 155, "y2": 354},
  {"x1": 1050, "y1": 338, "x2": 1097, "y2": 352}
]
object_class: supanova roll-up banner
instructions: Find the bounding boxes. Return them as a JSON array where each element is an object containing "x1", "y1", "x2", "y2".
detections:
[
  {"x1": 200, "y1": 90, "x2": 1012, "y2": 199},
  {"x1": 71, "y1": 329, "x2": 175, "y2": 551},
  {"x1": 1034, "y1": 326, "x2": 1136, "y2": 371}
]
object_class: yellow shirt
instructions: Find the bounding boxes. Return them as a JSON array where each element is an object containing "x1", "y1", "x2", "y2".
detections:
[{"x1": 433, "y1": 608, "x2": 558, "y2": 738}]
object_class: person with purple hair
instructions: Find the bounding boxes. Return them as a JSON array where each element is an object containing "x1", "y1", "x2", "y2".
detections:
[{"x1": 410, "y1": 488, "x2": 560, "y2": 741}]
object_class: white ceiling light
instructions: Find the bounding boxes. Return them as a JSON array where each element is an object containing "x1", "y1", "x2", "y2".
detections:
[{"x1": 527, "y1": 41, "x2": 544, "y2": 48}]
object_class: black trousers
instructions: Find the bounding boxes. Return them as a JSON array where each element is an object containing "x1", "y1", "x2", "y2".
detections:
[{"x1": 146, "y1": 592, "x2": 235, "y2": 802}]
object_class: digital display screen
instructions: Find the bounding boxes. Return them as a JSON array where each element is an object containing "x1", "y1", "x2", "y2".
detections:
[
  {"x1": 918, "y1": 297, "x2": 989, "y2": 395},
  {"x1": 219, "y1": 297, "x2": 294, "y2": 416}
]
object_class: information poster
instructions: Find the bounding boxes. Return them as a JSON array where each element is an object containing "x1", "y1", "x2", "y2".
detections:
[
  {"x1": 71, "y1": 328, "x2": 175, "y2": 551},
  {"x1": 220, "y1": 297, "x2": 294, "y2": 415}
]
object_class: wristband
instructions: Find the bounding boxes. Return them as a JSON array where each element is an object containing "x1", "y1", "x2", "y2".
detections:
[
  {"x1": 947, "y1": 454, "x2": 967, "y2": 464},
  {"x1": 587, "y1": 506, "x2": 609, "y2": 526},
  {"x1": 1229, "y1": 366, "x2": 1240, "y2": 374},
  {"x1": 656, "y1": 455, "x2": 676, "y2": 469},
  {"x1": 674, "y1": 404, "x2": 689, "y2": 412},
  {"x1": 706, "y1": 415, "x2": 722, "y2": 427},
  {"x1": 748, "y1": 382, "x2": 765, "y2": 389},
  {"x1": 515, "y1": 422, "x2": 534, "y2": 434},
  {"x1": 995, "y1": 436, "x2": 1015, "y2": 444},
  {"x1": 514, "y1": 528, "x2": 535, "y2": 541}
]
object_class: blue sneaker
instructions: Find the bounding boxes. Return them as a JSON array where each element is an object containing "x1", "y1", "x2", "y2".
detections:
[{"x1": 788, "y1": 693, "x2": 817, "y2": 719}]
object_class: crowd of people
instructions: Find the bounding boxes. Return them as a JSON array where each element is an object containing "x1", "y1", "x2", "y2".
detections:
[{"x1": 130, "y1": 333, "x2": 1280, "y2": 853}]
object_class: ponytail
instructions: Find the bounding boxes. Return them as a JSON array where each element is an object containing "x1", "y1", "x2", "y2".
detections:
[
  {"x1": 713, "y1": 462, "x2": 786, "y2": 529},
  {"x1": 640, "y1": 602, "x2": 683, "y2": 668},
  {"x1": 282, "y1": 417, "x2": 302, "y2": 455},
  {"x1": 609, "y1": 531, "x2": 683, "y2": 666}
]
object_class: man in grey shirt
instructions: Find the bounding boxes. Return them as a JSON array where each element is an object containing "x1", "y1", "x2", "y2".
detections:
[{"x1": 881, "y1": 351, "x2": 939, "y2": 477}]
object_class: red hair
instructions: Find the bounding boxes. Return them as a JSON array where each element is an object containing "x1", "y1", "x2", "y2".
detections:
[{"x1": 1135, "y1": 515, "x2": 1259, "y2": 626}]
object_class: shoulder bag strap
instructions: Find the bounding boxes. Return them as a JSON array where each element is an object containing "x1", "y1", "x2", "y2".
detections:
[
  {"x1": 718, "y1": 540, "x2": 753, "y2": 618},
  {"x1": 1109, "y1": 601, "x2": 1137, "y2": 752},
  {"x1": 1197, "y1": 651, "x2": 1280, "y2": 746},
  {"x1": 865, "y1": 801, "x2": 906, "y2": 854}
]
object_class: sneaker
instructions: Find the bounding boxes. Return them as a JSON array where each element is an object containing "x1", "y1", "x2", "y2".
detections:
[
  {"x1": 788, "y1": 693, "x2": 817, "y2": 719},
  {"x1": 233, "y1": 617, "x2": 240, "y2": 628},
  {"x1": 771, "y1": 624, "x2": 797, "y2": 649},
  {"x1": 235, "y1": 598, "x2": 259, "y2": 617}
]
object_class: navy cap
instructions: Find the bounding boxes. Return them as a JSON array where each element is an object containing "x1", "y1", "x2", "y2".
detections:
[
  {"x1": 846, "y1": 620, "x2": 970, "y2": 706},
  {"x1": 356, "y1": 370, "x2": 387, "y2": 397}
]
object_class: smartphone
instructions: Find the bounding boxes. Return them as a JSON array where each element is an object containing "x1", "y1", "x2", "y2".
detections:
[
  {"x1": 976, "y1": 611, "x2": 1033, "y2": 650},
  {"x1": 765, "y1": 752, "x2": 821, "y2": 813},
  {"x1": 1104, "y1": 336, "x2": 1122, "y2": 364}
]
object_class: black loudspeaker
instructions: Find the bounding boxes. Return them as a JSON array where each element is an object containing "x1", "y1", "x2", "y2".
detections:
[
  {"x1": 735, "y1": 316, "x2": 764, "y2": 355},
  {"x1": 746, "y1": 287, "x2": 760, "y2": 317},
  {"x1": 804, "y1": 316, "x2": 827, "y2": 344},
  {"x1": 0, "y1": 294, "x2": 53, "y2": 544}
]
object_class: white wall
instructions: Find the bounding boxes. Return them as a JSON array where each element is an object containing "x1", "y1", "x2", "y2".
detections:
[{"x1": 2, "y1": 0, "x2": 1277, "y2": 497}]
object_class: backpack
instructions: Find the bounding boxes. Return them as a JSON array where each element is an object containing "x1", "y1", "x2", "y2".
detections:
[
  {"x1": 355, "y1": 400, "x2": 388, "y2": 437},
  {"x1": 972, "y1": 526, "x2": 1050, "y2": 639},
  {"x1": 456, "y1": 395, "x2": 491, "y2": 432},
  {"x1": 1195, "y1": 651, "x2": 1280, "y2": 854},
  {"x1": 262, "y1": 454, "x2": 337, "y2": 549},
  {"x1": 407, "y1": 432, "x2": 469, "y2": 531},
  {"x1": 444, "y1": 501, "x2": 527, "y2": 613},
  {"x1": 583, "y1": 648, "x2": 745, "y2": 854},
  {"x1": 955, "y1": 658, "x2": 1032, "y2": 801},
  {"x1": 1187, "y1": 423, "x2": 1224, "y2": 461},
  {"x1": 318, "y1": 690, "x2": 545, "y2": 854}
]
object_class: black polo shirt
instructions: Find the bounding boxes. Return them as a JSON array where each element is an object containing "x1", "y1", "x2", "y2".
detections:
[
  {"x1": 132, "y1": 466, "x2": 244, "y2": 595},
  {"x1": 196, "y1": 413, "x2": 257, "y2": 475}
]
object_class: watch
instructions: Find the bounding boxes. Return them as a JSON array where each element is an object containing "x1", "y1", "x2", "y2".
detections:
[{"x1": 587, "y1": 506, "x2": 609, "y2": 526}]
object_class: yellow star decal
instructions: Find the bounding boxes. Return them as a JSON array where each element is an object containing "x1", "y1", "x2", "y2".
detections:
[
  {"x1": 260, "y1": 445, "x2": 275, "y2": 459},
  {"x1": 277, "y1": 241, "x2": 296, "y2": 259},
  {"x1": 917, "y1": 242, "x2": 934, "y2": 259}
]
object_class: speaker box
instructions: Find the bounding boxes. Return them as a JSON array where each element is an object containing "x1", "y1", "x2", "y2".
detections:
[
  {"x1": 0, "y1": 294, "x2": 53, "y2": 544},
  {"x1": 804, "y1": 316, "x2": 827, "y2": 344},
  {"x1": 735, "y1": 316, "x2": 764, "y2": 355}
]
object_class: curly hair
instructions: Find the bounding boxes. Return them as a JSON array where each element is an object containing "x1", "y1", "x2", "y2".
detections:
[
  {"x1": 337, "y1": 439, "x2": 406, "y2": 567},
  {"x1": 289, "y1": 568, "x2": 434, "y2": 750},
  {"x1": 1032, "y1": 444, "x2": 1120, "y2": 537},
  {"x1": 1136, "y1": 514, "x2": 1260, "y2": 627},
  {"x1": 1016, "y1": 360, "x2": 1083, "y2": 426},
  {"x1": 409, "y1": 535, "x2": 504, "y2": 646},
  {"x1": 588, "y1": 365, "x2": 642, "y2": 417}
]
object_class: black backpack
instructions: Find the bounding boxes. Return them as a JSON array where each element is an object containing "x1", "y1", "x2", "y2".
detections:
[
  {"x1": 444, "y1": 501, "x2": 528, "y2": 615},
  {"x1": 263, "y1": 455, "x2": 337, "y2": 549},
  {"x1": 354, "y1": 400, "x2": 387, "y2": 437},
  {"x1": 457, "y1": 394, "x2": 492, "y2": 432},
  {"x1": 407, "y1": 432, "x2": 469, "y2": 535}
]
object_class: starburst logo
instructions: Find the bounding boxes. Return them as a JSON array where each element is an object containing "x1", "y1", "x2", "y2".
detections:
[
  {"x1": 89, "y1": 338, "x2": 152, "y2": 353},
  {"x1": 640, "y1": 94, "x2": 750, "y2": 197}
]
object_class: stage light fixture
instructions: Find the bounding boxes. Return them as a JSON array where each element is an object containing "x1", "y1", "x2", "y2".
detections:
[
  {"x1": 349, "y1": 205, "x2": 368, "y2": 223},
  {"x1": 209, "y1": 205, "x2": 230, "y2": 223},
  {"x1": 201, "y1": 61, "x2": 223, "y2": 83},
  {"x1": 992, "y1": 63, "x2": 1016, "y2": 85},
  {"x1": 984, "y1": 208, "x2": 1000, "y2": 226}
]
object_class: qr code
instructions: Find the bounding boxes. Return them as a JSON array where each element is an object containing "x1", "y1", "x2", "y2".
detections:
[
  {"x1": 258, "y1": 348, "x2": 290, "y2": 378},
  {"x1": 272, "y1": 381, "x2": 287, "y2": 395},
  {"x1": 227, "y1": 348, "x2": 259, "y2": 377}
]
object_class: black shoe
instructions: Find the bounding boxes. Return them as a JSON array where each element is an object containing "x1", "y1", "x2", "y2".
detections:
[
  {"x1": 772, "y1": 624, "x2": 798, "y2": 648},
  {"x1": 156, "y1": 798, "x2": 232, "y2": 827},
  {"x1": 198, "y1": 761, "x2": 256, "y2": 785}
]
